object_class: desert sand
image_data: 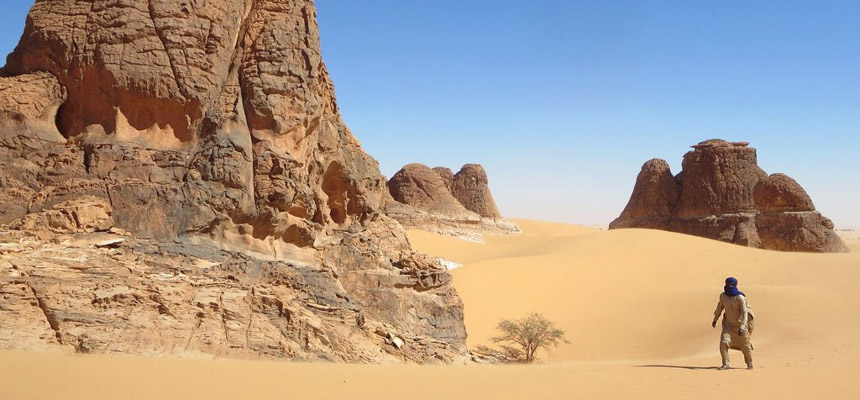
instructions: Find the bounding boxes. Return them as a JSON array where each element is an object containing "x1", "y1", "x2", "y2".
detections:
[
  {"x1": 2, "y1": 219, "x2": 859, "y2": 399},
  {"x1": 838, "y1": 230, "x2": 860, "y2": 253}
]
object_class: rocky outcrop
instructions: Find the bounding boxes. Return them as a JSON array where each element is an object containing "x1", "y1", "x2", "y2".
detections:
[
  {"x1": 605, "y1": 159, "x2": 679, "y2": 230},
  {"x1": 386, "y1": 163, "x2": 517, "y2": 240},
  {"x1": 0, "y1": 0, "x2": 468, "y2": 362},
  {"x1": 611, "y1": 140, "x2": 848, "y2": 253},
  {"x1": 753, "y1": 173, "x2": 815, "y2": 213},
  {"x1": 673, "y1": 140, "x2": 766, "y2": 219},
  {"x1": 0, "y1": 72, "x2": 66, "y2": 138},
  {"x1": 451, "y1": 164, "x2": 501, "y2": 218},
  {"x1": 0, "y1": 231, "x2": 463, "y2": 362},
  {"x1": 753, "y1": 174, "x2": 845, "y2": 252},
  {"x1": 387, "y1": 164, "x2": 476, "y2": 219},
  {"x1": 11, "y1": 196, "x2": 112, "y2": 235}
]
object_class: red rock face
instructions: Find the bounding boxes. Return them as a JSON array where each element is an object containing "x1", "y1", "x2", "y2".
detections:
[
  {"x1": 0, "y1": 0, "x2": 467, "y2": 362},
  {"x1": 451, "y1": 164, "x2": 502, "y2": 219},
  {"x1": 2, "y1": 0, "x2": 385, "y2": 239},
  {"x1": 674, "y1": 140, "x2": 766, "y2": 218},
  {"x1": 386, "y1": 163, "x2": 516, "y2": 239},
  {"x1": 388, "y1": 163, "x2": 503, "y2": 219},
  {"x1": 611, "y1": 140, "x2": 848, "y2": 253},
  {"x1": 387, "y1": 164, "x2": 475, "y2": 218},
  {"x1": 433, "y1": 167, "x2": 455, "y2": 192},
  {"x1": 609, "y1": 159, "x2": 679, "y2": 230},
  {"x1": 754, "y1": 173, "x2": 815, "y2": 213}
]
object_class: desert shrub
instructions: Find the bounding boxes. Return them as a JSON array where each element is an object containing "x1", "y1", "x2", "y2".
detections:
[{"x1": 491, "y1": 312, "x2": 569, "y2": 363}]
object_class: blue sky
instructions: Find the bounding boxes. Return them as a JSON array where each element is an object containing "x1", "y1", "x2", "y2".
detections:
[{"x1": 3, "y1": 1, "x2": 858, "y2": 227}]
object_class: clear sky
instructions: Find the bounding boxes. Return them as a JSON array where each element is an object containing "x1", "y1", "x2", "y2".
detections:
[{"x1": 3, "y1": 1, "x2": 858, "y2": 227}]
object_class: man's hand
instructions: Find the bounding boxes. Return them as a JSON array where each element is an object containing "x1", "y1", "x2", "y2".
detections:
[
  {"x1": 738, "y1": 328, "x2": 745, "y2": 336},
  {"x1": 712, "y1": 321, "x2": 717, "y2": 328}
]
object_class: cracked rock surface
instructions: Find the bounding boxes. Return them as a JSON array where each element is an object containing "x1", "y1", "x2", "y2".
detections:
[
  {"x1": 0, "y1": 232, "x2": 463, "y2": 362},
  {"x1": 0, "y1": 0, "x2": 468, "y2": 362}
]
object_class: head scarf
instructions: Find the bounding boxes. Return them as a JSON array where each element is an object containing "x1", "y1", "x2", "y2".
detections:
[{"x1": 724, "y1": 277, "x2": 745, "y2": 297}]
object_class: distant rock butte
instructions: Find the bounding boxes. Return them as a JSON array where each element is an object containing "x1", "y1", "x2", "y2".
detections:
[
  {"x1": 451, "y1": 164, "x2": 502, "y2": 219},
  {"x1": 387, "y1": 164, "x2": 475, "y2": 219},
  {"x1": 386, "y1": 163, "x2": 517, "y2": 239},
  {"x1": 611, "y1": 139, "x2": 848, "y2": 253},
  {"x1": 0, "y1": 0, "x2": 468, "y2": 362}
]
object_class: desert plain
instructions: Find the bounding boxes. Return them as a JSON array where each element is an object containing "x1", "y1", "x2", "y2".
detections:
[{"x1": 2, "y1": 219, "x2": 858, "y2": 400}]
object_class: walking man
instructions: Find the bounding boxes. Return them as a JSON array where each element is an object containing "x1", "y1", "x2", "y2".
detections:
[{"x1": 712, "y1": 277, "x2": 754, "y2": 370}]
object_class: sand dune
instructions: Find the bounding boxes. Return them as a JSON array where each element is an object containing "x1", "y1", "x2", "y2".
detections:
[
  {"x1": 411, "y1": 220, "x2": 860, "y2": 363},
  {"x1": 3, "y1": 219, "x2": 859, "y2": 399}
]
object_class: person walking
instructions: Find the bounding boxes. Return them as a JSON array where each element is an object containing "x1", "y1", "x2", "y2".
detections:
[{"x1": 712, "y1": 277, "x2": 754, "y2": 370}]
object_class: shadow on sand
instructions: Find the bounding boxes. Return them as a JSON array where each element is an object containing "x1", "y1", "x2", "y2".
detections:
[{"x1": 633, "y1": 365, "x2": 721, "y2": 371}]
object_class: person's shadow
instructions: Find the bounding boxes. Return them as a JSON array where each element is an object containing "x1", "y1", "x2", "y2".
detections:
[{"x1": 633, "y1": 365, "x2": 721, "y2": 370}]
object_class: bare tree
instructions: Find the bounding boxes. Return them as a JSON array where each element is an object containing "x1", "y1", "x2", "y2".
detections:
[{"x1": 491, "y1": 312, "x2": 569, "y2": 363}]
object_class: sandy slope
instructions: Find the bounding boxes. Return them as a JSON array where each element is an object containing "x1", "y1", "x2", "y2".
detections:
[{"x1": 2, "y1": 219, "x2": 859, "y2": 399}]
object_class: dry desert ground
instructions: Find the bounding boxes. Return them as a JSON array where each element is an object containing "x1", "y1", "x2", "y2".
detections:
[{"x1": 2, "y1": 219, "x2": 859, "y2": 399}]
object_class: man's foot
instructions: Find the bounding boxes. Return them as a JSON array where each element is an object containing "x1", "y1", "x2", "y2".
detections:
[
  {"x1": 718, "y1": 364, "x2": 730, "y2": 370},
  {"x1": 747, "y1": 363, "x2": 754, "y2": 370}
]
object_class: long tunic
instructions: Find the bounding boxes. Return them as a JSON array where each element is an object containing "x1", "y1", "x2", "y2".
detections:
[
  {"x1": 714, "y1": 293, "x2": 750, "y2": 331},
  {"x1": 714, "y1": 293, "x2": 754, "y2": 351}
]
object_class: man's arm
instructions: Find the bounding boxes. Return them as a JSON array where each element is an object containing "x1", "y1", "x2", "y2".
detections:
[
  {"x1": 739, "y1": 295, "x2": 749, "y2": 334},
  {"x1": 712, "y1": 296, "x2": 724, "y2": 328}
]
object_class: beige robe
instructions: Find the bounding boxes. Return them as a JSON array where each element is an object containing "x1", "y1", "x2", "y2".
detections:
[{"x1": 713, "y1": 293, "x2": 754, "y2": 364}]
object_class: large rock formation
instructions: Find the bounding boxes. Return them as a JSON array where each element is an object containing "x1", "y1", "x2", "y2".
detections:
[
  {"x1": 387, "y1": 164, "x2": 476, "y2": 219},
  {"x1": 0, "y1": 0, "x2": 468, "y2": 362},
  {"x1": 608, "y1": 159, "x2": 680, "y2": 229},
  {"x1": 386, "y1": 163, "x2": 517, "y2": 240},
  {"x1": 611, "y1": 140, "x2": 848, "y2": 253},
  {"x1": 451, "y1": 164, "x2": 502, "y2": 218}
]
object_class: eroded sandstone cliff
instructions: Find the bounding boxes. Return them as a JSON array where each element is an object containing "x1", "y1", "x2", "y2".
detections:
[{"x1": 0, "y1": 0, "x2": 468, "y2": 362}]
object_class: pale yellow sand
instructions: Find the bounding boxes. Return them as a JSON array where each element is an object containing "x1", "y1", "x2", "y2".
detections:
[
  {"x1": 2, "y1": 219, "x2": 859, "y2": 399},
  {"x1": 837, "y1": 230, "x2": 860, "y2": 252}
]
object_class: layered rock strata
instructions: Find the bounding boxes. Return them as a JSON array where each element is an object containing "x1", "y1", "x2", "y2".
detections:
[
  {"x1": 0, "y1": 230, "x2": 463, "y2": 362},
  {"x1": 610, "y1": 140, "x2": 848, "y2": 253},
  {"x1": 0, "y1": 0, "x2": 468, "y2": 362},
  {"x1": 386, "y1": 163, "x2": 518, "y2": 240}
]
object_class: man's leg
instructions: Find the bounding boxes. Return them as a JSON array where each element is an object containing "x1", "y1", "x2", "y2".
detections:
[
  {"x1": 741, "y1": 337, "x2": 753, "y2": 367},
  {"x1": 720, "y1": 332, "x2": 731, "y2": 368}
]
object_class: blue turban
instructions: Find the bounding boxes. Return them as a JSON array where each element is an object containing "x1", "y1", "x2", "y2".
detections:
[{"x1": 724, "y1": 277, "x2": 745, "y2": 297}]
